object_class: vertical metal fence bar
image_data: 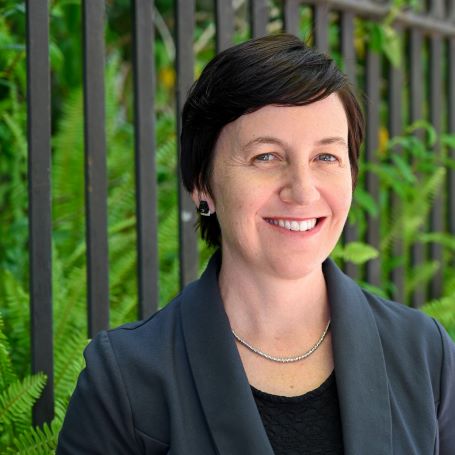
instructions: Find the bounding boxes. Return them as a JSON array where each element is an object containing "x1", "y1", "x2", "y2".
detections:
[
  {"x1": 449, "y1": 37, "x2": 455, "y2": 243},
  {"x1": 430, "y1": 0, "x2": 445, "y2": 18},
  {"x1": 340, "y1": 9, "x2": 359, "y2": 280},
  {"x1": 26, "y1": 0, "x2": 54, "y2": 427},
  {"x1": 429, "y1": 34, "x2": 444, "y2": 298},
  {"x1": 388, "y1": 25, "x2": 405, "y2": 303},
  {"x1": 340, "y1": 10, "x2": 355, "y2": 82},
  {"x1": 82, "y1": 0, "x2": 110, "y2": 335},
  {"x1": 450, "y1": 0, "x2": 455, "y2": 22},
  {"x1": 284, "y1": 0, "x2": 301, "y2": 36},
  {"x1": 216, "y1": 0, "x2": 234, "y2": 52},
  {"x1": 176, "y1": 0, "x2": 198, "y2": 288},
  {"x1": 365, "y1": 48, "x2": 381, "y2": 286},
  {"x1": 250, "y1": 0, "x2": 268, "y2": 38},
  {"x1": 409, "y1": 28, "x2": 426, "y2": 307},
  {"x1": 132, "y1": 0, "x2": 158, "y2": 318},
  {"x1": 313, "y1": 2, "x2": 329, "y2": 53}
]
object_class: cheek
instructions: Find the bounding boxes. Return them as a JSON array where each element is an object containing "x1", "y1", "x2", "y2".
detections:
[
  {"x1": 332, "y1": 184, "x2": 352, "y2": 214},
  {"x1": 321, "y1": 175, "x2": 352, "y2": 213},
  {"x1": 215, "y1": 174, "x2": 267, "y2": 212},
  {"x1": 218, "y1": 196, "x2": 260, "y2": 226},
  {"x1": 214, "y1": 186, "x2": 266, "y2": 241}
]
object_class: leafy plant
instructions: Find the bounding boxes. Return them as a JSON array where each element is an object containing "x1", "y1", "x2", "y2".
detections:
[
  {"x1": 0, "y1": 312, "x2": 58, "y2": 453},
  {"x1": 338, "y1": 121, "x2": 455, "y2": 307}
]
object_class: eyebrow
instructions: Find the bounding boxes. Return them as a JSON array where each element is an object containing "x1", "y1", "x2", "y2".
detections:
[
  {"x1": 243, "y1": 136, "x2": 286, "y2": 150},
  {"x1": 315, "y1": 136, "x2": 348, "y2": 148},
  {"x1": 242, "y1": 135, "x2": 348, "y2": 150}
]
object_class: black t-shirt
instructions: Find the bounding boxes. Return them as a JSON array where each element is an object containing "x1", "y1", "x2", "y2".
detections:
[{"x1": 251, "y1": 370, "x2": 344, "y2": 454}]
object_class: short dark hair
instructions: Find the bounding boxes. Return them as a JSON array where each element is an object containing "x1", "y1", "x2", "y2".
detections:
[{"x1": 180, "y1": 33, "x2": 364, "y2": 248}]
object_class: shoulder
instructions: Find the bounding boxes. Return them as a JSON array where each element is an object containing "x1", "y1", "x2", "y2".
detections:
[
  {"x1": 325, "y1": 258, "x2": 446, "y2": 355},
  {"x1": 109, "y1": 293, "x2": 183, "y2": 339},
  {"x1": 85, "y1": 278, "x2": 207, "y2": 380},
  {"x1": 90, "y1": 289, "x2": 188, "y2": 367},
  {"x1": 361, "y1": 288, "x2": 440, "y2": 342},
  {"x1": 58, "y1": 297, "x2": 190, "y2": 452},
  {"x1": 360, "y1": 287, "x2": 455, "y2": 387},
  {"x1": 360, "y1": 287, "x2": 447, "y2": 357},
  {"x1": 80, "y1": 290, "x2": 190, "y2": 404},
  {"x1": 76, "y1": 291, "x2": 193, "y2": 445},
  {"x1": 358, "y1": 285, "x2": 455, "y2": 428}
]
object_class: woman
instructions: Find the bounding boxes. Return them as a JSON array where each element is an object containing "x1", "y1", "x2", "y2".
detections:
[{"x1": 58, "y1": 34, "x2": 455, "y2": 454}]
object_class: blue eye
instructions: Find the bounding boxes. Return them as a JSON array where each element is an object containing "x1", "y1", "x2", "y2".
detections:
[
  {"x1": 318, "y1": 154, "x2": 337, "y2": 162},
  {"x1": 255, "y1": 153, "x2": 276, "y2": 162}
]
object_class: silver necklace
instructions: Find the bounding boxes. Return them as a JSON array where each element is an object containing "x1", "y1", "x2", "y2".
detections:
[{"x1": 231, "y1": 320, "x2": 331, "y2": 363}]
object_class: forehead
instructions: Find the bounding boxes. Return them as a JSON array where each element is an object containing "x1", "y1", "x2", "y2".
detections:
[{"x1": 222, "y1": 93, "x2": 348, "y2": 147}]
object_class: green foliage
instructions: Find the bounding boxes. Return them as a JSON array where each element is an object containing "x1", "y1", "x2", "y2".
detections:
[
  {"x1": 339, "y1": 121, "x2": 455, "y2": 306},
  {"x1": 332, "y1": 241, "x2": 379, "y2": 265},
  {"x1": 0, "y1": 375, "x2": 46, "y2": 427},
  {"x1": 361, "y1": 0, "x2": 423, "y2": 68},
  {"x1": 0, "y1": 313, "x2": 60, "y2": 453},
  {"x1": 0, "y1": 269, "x2": 29, "y2": 378},
  {"x1": 7, "y1": 420, "x2": 60, "y2": 455},
  {"x1": 366, "y1": 21, "x2": 402, "y2": 67},
  {"x1": 0, "y1": 261, "x2": 87, "y2": 452}
]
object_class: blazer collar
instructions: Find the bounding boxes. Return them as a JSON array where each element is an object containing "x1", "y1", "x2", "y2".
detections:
[
  {"x1": 323, "y1": 259, "x2": 392, "y2": 454},
  {"x1": 180, "y1": 251, "x2": 274, "y2": 454},
  {"x1": 180, "y1": 252, "x2": 392, "y2": 454}
]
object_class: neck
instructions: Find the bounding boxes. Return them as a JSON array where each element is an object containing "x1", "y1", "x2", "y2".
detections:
[{"x1": 219, "y1": 251, "x2": 330, "y2": 345}]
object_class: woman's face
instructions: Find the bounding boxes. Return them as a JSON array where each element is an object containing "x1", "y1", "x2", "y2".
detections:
[{"x1": 198, "y1": 93, "x2": 352, "y2": 280}]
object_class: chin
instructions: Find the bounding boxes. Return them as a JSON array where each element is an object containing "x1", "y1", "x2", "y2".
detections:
[{"x1": 263, "y1": 255, "x2": 325, "y2": 281}]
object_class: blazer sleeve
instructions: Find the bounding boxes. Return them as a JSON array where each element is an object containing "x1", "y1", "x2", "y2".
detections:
[
  {"x1": 435, "y1": 320, "x2": 455, "y2": 454},
  {"x1": 56, "y1": 331, "x2": 169, "y2": 454}
]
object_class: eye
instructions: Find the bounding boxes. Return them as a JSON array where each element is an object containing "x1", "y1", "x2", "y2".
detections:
[
  {"x1": 254, "y1": 153, "x2": 277, "y2": 162},
  {"x1": 317, "y1": 153, "x2": 338, "y2": 163}
]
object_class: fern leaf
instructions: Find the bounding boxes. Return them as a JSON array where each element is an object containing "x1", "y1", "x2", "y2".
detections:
[
  {"x1": 0, "y1": 315, "x2": 17, "y2": 391},
  {"x1": 53, "y1": 332, "x2": 87, "y2": 401},
  {"x1": 2, "y1": 112, "x2": 27, "y2": 158},
  {"x1": 0, "y1": 269, "x2": 30, "y2": 378},
  {"x1": 0, "y1": 373, "x2": 46, "y2": 426},
  {"x1": 110, "y1": 295, "x2": 137, "y2": 329},
  {"x1": 380, "y1": 167, "x2": 445, "y2": 251},
  {"x1": 53, "y1": 263, "x2": 87, "y2": 346},
  {"x1": 9, "y1": 418, "x2": 61, "y2": 455},
  {"x1": 405, "y1": 261, "x2": 440, "y2": 301}
]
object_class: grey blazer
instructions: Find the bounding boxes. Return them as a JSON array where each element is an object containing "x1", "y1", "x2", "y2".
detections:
[{"x1": 57, "y1": 252, "x2": 455, "y2": 454}]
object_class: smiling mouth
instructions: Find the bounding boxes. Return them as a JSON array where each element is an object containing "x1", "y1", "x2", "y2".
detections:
[{"x1": 264, "y1": 217, "x2": 321, "y2": 232}]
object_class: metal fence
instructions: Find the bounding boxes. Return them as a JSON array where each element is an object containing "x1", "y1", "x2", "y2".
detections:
[{"x1": 26, "y1": 0, "x2": 455, "y2": 425}]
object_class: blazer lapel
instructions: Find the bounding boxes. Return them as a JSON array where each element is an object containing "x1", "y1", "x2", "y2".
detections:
[
  {"x1": 180, "y1": 252, "x2": 274, "y2": 454},
  {"x1": 324, "y1": 259, "x2": 393, "y2": 455}
]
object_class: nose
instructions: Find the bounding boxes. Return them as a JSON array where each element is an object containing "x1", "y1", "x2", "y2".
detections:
[{"x1": 279, "y1": 165, "x2": 320, "y2": 205}]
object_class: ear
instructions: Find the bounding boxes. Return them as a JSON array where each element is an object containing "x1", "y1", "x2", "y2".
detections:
[{"x1": 191, "y1": 189, "x2": 216, "y2": 214}]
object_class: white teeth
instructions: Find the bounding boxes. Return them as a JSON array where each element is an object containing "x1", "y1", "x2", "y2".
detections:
[
  {"x1": 290, "y1": 221, "x2": 299, "y2": 231},
  {"x1": 267, "y1": 218, "x2": 318, "y2": 232}
]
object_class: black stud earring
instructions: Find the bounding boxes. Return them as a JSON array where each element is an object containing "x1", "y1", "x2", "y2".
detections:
[{"x1": 198, "y1": 200, "x2": 211, "y2": 216}]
